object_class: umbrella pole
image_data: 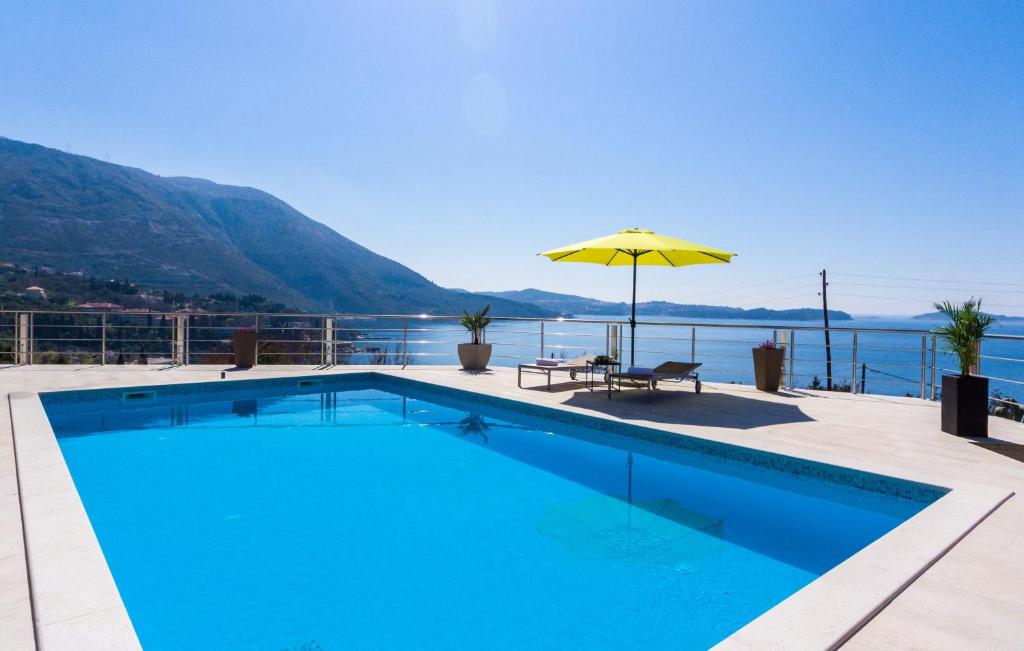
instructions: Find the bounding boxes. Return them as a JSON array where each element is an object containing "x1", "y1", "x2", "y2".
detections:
[{"x1": 630, "y1": 254, "x2": 637, "y2": 366}]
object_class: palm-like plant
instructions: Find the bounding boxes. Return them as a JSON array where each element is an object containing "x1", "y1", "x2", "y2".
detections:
[
  {"x1": 934, "y1": 298, "x2": 995, "y2": 376},
  {"x1": 459, "y1": 304, "x2": 492, "y2": 345}
]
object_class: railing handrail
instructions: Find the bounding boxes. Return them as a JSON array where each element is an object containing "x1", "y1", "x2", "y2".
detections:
[
  {"x1": 4, "y1": 308, "x2": 1022, "y2": 341},
  {"x1": 2, "y1": 309, "x2": 1022, "y2": 401}
]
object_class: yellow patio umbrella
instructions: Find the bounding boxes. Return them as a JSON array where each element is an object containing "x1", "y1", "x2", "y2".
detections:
[{"x1": 539, "y1": 228, "x2": 736, "y2": 365}]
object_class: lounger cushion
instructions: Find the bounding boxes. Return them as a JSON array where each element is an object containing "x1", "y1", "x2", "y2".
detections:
[{"x1": 535, "y1": 358, "x2": 560, "y2": 367}]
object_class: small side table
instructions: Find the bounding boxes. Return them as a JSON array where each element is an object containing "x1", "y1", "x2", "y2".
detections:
[{"x1": 587, "y1": 359, "x2": 621, "y2": 391}]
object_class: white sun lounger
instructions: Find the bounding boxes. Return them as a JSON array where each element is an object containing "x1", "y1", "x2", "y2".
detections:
[
  {"x1": 607, "y1": 361, "x2": 702, "y2": 399},
  {"x1": 518, "y1": 355, "x2": 596, "y2": 390}
]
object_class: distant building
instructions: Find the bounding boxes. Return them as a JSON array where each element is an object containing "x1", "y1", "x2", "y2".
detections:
[
  {"x1": 78, "y1": 302, "x2": 124, "y2": 311},
  {"x1": 24, "y1": 286, "x2": 46, "y2": 300}
]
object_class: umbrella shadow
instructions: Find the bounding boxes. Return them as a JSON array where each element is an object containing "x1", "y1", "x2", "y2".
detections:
[
  {"x1": 519, "y1": 380, "x2": 589, "y2": 393},
  {"x1": 563, "y1": 388, "x2": 814, "y2": 430}
]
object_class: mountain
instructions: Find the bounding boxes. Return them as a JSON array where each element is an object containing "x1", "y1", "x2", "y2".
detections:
[
  {"x1": 0, "y1": 136, "x2": 549, "y2": 316},
  {"x1": 478, "y1": 288, "x2": 853, "y2": 321}
]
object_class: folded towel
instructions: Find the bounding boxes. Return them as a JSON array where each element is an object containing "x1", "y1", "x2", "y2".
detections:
[
  {"x1": 535, "y1": 358, "x2": 560, "y2": 367},
  {"x1": 627, "y1": 366, "x2": 654, "y2": 375}
]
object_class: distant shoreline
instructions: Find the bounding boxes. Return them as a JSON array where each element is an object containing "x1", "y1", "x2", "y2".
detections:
[
  {"x1": 477, "y1": 288, "x2": 853, "y2": 322},
  {"x1": 911, "y1": 311, "x2": 1024, "y2": 323}
]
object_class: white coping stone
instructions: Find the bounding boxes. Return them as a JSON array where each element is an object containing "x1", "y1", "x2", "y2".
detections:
[
  {"x1": 0, "y1": 394, "x2": 36, "y2": 651},
  {"x1": 9, "y1": 393, "x2": 140, "y2": 651},
  {"x1": 4, "y1": 365, "x2": 1022, "y2": 650},
  {"x1": 712, "y1": 487, "x2": 1010, "y2": 650}
]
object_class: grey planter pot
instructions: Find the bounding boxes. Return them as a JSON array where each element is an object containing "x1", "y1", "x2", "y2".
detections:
[
  {"x1": 458, "y1": 343, "x2": 492, "y2": 370},
  {"x1": 752, "y1": 347, "x2": 786, "y2": 391}
]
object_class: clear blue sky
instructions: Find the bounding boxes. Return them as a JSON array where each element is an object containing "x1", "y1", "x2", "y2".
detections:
[{"x1": 2, "y1": 1, "x2": 1022, "y2": 315}]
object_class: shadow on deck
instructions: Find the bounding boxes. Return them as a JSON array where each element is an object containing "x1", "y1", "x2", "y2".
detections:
[{"x1": 561, "y1": 385, "x2": 815, "y2": 430}]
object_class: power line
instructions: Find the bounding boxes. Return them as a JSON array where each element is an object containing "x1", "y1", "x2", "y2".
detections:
[
  {"x1": 675, "y1": 273, "x2": 818, "y2": 301},
  {"x1": 828, "y1": 292, "x2": 944, "y2": 302},
  {"x1": 707, "y1": 283, "x2": 820, "y2": 305},
  {"x1": 831, "y1": 272, "x2": 1024, "y2": 288},
  {"x1": 735, "y1": 290, "x2": 819, "y2": 308},
  {"x1": 867, "y1": 366, "x2": 920, "y2": 385},
  {"x1": 831, "y1": 281, "x2": 1024, "y2": 295},
  {"x1": 829, "y1": 292, "x2": 1023, "y2": 310}
]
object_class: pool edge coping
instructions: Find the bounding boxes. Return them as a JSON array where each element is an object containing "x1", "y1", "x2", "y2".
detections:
[
  {"x1": 9, "y1": 370, "x2": 1016, "y2": 650},
  {"x1": 9, "y1": 392, "x2": 141, "y2": 651}
]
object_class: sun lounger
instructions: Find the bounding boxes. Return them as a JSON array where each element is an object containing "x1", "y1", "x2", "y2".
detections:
[
  {"x1": 607, "y1": 361, "x2": 702, "y2": 399},
  {"x1": 518, "y1": 355, "x2": 596, "y2": 390}
]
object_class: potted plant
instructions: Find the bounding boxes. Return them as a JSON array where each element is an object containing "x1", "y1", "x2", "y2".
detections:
[
  {"x1": 936, "y1": 298, "x2": 994, "y2": 437},
  {"x1": 232, "y1": 326, "x2": 258, "y2": 368},
  {"x1": 752, "y1": 340, "x2": 785, "y2": 391},
  {"x1": 457, "y1": 305, "x2": 493, "y2": 371}
]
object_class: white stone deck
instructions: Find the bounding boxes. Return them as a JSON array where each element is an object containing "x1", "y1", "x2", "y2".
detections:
[{"x1": 2, "y1": 364, "x2": 1023, "y2": 650}]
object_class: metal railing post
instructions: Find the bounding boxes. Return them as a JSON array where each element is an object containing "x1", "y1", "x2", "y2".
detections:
[
  {"x1": 101, "y1": 313, "x2": 107, "y2": 365},
  {"x1": 322, "y1": 317, "x2": 335, "y2": 366},
  {"x1": 974, "y1": 340, "x2": 982, "y2": 375},
  {"x1": 184, "y1": 315, "x2": 190, "y2": 366},
  {"x1": 920, "y1": 335, "x2": 927, "y2": 399},
  {"x1": 540, "y1": 321, "x2": 545, "y2": 358},
  {"x1": 254, "y1": 315, "x2": 260, "y2": 366},
  {"x1": 16, "y1": 313, "x2": 26, "y2": 364},
  {"x1": 402, "y1": 319, "x2": 409, "y2": 368},
  {"x1": 28, "y1": 312, "x2": 34, "y2": 365},
  {"x1": 610, "y1": 323, "x2": 620, "y2": 361},
  {"x1": 788, "y1": 330, "x2": 795, "y2": 389},
  {"x1": 172, "y1": 315, "x2": 182, "y2": 366},
  {"x1": 851, "y1": 332, "x2": 858, "y2": 394},
  {"x1": 690, "y1": 327, "x2": 696, "y2": 364},
  {"x1": 930, "y1": 335, "x2": 937, "y2": 400},
  {"x1": 780, "y1": 330, "x2": 788, "y2": 384}
]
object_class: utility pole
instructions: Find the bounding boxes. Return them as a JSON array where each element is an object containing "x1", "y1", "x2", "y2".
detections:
[{"x1": 820, "y1": 269, "x2": 832, "y2": 391}]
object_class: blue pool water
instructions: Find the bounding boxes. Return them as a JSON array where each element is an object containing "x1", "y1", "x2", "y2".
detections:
[{"x1": 44, "y1": 375, "x2": 944, "y2": 650}]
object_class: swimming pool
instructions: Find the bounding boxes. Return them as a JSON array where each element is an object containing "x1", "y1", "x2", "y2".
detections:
[{"x1": 43, "y1": 374, "x2": 945, "y2": 650}]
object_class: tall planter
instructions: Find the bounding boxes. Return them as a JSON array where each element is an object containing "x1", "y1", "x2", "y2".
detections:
[
  {"x1": 458, "y1": 343, "x2": 492, "y2": 371},
  {"x1": 941, "y1": 374, "x2": 988, "y2": 437},
  {"x1": 752, "y1": 347, "x2": 786, "y2": 392},
  {"x1": 232, "y1": 330, "x2": 257, "y2": 368}
]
